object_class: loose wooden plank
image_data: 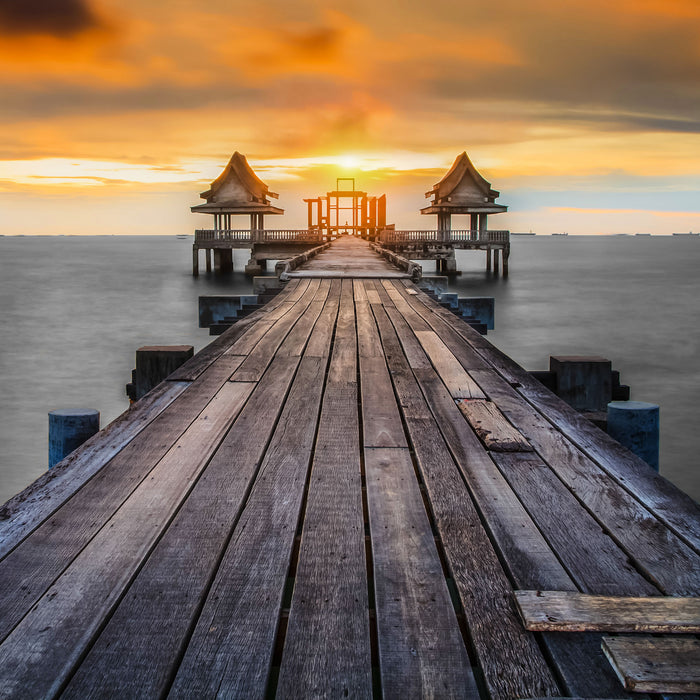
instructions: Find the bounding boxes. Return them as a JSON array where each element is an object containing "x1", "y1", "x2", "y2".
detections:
[
  {"x1": 0, "y1": 378, "x2": 188, "y2": 560},
  {"x1": 468, "y1": 369, "x2": 700, "y2": 596},
  {"x1": 0, "y1": 380, "x2": 255, "y2": 697},
  {"x1": 365, "y1": 447, "x2": 478, "y2": 698},
  {"x1": 168, "y1": 294, "x2": 339, "y2": 698},
  {"x1": 494, "y1": 452, "x2": 659, "y2": 597},
  {"x1": 370, "y1": 306, "x2": 560, "y2": 699},
  {"x1": 516, "y1": 591, "x2": 700, "y2": 633},
  {"x1": 0, "y1": 354, "x2": 245, "y2": 643},
  {"x1": 169, "y1": 279, "x2": 305, "y2": 380},
  {"x1": 457, "y1": 398, "x2": 534, "y2": 452},
  {"x1": 375, "y1": 302, "x2": 636, "y2": 697},
  {"x1": 276, "y1": 280, "x2": 371, "y2": 699},
  {"x1": 414, "y1": 330, "x2": 485, "y2": 399},
  {"x1": 602, "y1": 637, "x2": 700, "y2": 693}
]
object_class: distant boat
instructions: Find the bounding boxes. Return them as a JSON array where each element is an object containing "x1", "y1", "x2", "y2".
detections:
[
  {"x1": 512, "y1": 232, "x2": 536, "y2": 236},
  {"x1": 176, "y1": 235, "x2": 189, "y2": 239},
  {"x1": 551, "y1": 232, "x2": 568, "y2": 236},
  {"x1": 635, "y1": 233, "x2": 652, "y2": 236},
  {"x1": 672, "y1": 232, "x2": 699, "y2": 237}
]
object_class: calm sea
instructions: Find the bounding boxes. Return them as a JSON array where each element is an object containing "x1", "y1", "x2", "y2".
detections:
[{"x1": 0, "y1": 234, "x2": 698, "y2": 505}]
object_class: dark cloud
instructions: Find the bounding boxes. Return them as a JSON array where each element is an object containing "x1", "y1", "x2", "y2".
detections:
[{"x1": 0, "y1": 0, "x2": 101, "y2": 36}]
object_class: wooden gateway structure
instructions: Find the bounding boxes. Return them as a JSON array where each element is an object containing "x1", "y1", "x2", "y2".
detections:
[
  {"x1": 380, "y1": 152, "x2": 510, "y2": 275},
  {"x1": 1, "y1": 237, "x2": 700, "y2": 697}
]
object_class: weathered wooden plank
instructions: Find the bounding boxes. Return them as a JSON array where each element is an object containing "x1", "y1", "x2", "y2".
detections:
[
  {"x1": 169, "y1": 279, "x2": 304, "y2": 380},
  {"x1": 516, "y1": 591, "x2": 700, "y2": 633},
  {"x1": 0, "y1": 378, "x2": 188, "y2": 560},
  {"x1": 353, "y1": 277, "x2": 368, "y2": 302},
  {"x1": 602, "y1": 637, "x2": 700, "y2": 693},
  {"x1": 0, "y1": 354, "x2": 244, "y2": 644},
  {"x1": 376, "y1": 302, "x2": 636, "y2": 697},
  {"x1": 494, "y1": 452, "x2": 658, "y2": 597},
  {"x1": 365, "y1": 447, "x2": 478, "y2": 698},
  {"x1": 402, "y1": 280, "x2": 700, "y2": 556},
  {"x1": 468, "y1": 369, "x2": 700, "y2": 596},
  {"x1": 276, "y1": 280, "x2": 371, "y2": 700},
  {"x1": 62, "y1": 352, "x2": 310, "y2": 698},
  {"x1": 230, "y1": 278, "x2": 322, "y2": 380},
  {"x1": 414, "y1": 330, "x2": 485, "y2": 399},
  {"x1": 0, "y1": 380, "x2": 255, "y2": 697},
  {"x1": 457, "y1": 398, "x2": 534, "y2": 452},
  {"x1": 168, "y1": 294, "x2": 338, "y2": 698},
  {"x1": 370, "y1": 306, "x2": 560, "y2": 699}
]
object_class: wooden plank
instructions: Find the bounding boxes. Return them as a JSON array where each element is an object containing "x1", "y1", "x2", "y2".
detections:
[
  {"x1": 494, "y1": 452, "x2": 658, "y2": 597},
  {"x1": 169, "y1": 279, "x2": 304, "y2": 381},
  {"x1": 230, "y1": 278, "x2": 321, "y2": 380},
  {"x1": 468, "y1": 369, "x2": 700, "y2": 596},
  {"x1": 516, "y1": 591, "x2": 700, "y2": 633},
  {"x1": 0, "y1": 353, "x2": 245, "y2": 643},
  {"x1": 168, "y1": 294, "x2": 338, "y2": 697},
  {"x1": 602, "y1": 637, "x2": 700, "y2": 693},
  {"x1": 63, "y1": 353, "x2": 309, "y2": 699},
  {"x1": 414, "y1": 330, "x2": 485, "y2": 399},
  {"x1": 375, "y1": 303, "x2": 637, "y2": 697},
  {"x1": 402, "y1": 280, "x2": 700, "y2": 556},
  {"x1": 0, "y1": 379, "x2": 188, "y2": 560},
  {"x1": 276, "y1": 279, "x2": 371, "y2": 699},
  {"x1": 0, "y1": 380, "x2": 255, "y2": 696},
  {"x1": 370, "y1": 307, "x2": 560, "y2": 699},
  {"x1": 365, "y1": 447, "x2": 478, "y2": 698},
  {"x1": 457, "y1": 398, "x2": 534, "y2": 452}
]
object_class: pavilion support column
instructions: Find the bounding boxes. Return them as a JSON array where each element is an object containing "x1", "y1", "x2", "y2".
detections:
[
  {"x1": 443, "y1": 251, "x2": 457, "y2": 275},
  {"x1": 205, "y1": 248, "x2": 212, "y2": 272},
  {"x1": 479, "y1": 213, "x2": 488, "y2": 239},
  {"x1": 471, "y1": 213, "x2": 479, "y2": 240},
  {"x1": 486, "y1": 247, "x2": 492, "y2": 272},
  {"x1": 192, "y1": 246, "x2": 199, "y2": 276},
  {"x1": 503, "y1": 245, "x2": 510, "y2": 277},
  {"x1": 494, "y1": 247, "x2": 500, "y2": 275}
]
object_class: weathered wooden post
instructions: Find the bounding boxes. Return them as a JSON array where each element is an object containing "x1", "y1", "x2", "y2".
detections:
[
  {"x1": 607, "y1": 401, "x2": 660, "y2": 471},
  {"x1": 549, "y1": 356, "x2": 612, "y2": 412},
  {"x1": 49, "y1": 408, "x2": 100, "y2": 469},
  {"x1": 126, "y1": 345, "x2": 194, "y2": 402}
]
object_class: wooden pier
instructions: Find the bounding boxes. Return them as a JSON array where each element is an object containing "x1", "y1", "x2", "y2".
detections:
[{"x1": 1, "y1": 238, "x2": 699, "y2": 697}]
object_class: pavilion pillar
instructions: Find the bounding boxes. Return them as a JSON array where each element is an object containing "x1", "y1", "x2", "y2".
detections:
[
  {"x1": 479, "y1": 213, "x2": 488, "y2": 239},
  {"x1": 471, "y1": 213, "x2": 479, "y2": 240},
  {"x1": 494, "y1": 247, "x2": 500, "y2": 275},
  {"x1": 503, "y1": 245, "x2": 510, "y2": 277},
  {"x1": 307, "y1": 200, "x2": 313, "y2": 229},
  {"x1": 206, "y1": 248, "x2": 212, "y2": 272},
  {"x1": 192, "y1": 246, "x2": 199, "y2": 276},
  {"x1": 486, "y1": 247, "x2": 492, "y2": 272}
]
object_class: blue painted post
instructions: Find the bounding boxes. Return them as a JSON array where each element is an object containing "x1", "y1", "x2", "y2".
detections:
[
  {"x1": 607, "y1": 401, "x2": 660, "y2": 471},
  {"x1": 49, "y1": 408, "x2": 100, "y2": 469}
]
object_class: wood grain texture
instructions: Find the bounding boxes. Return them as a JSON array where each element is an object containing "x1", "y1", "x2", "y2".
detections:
[
  {"x1": 277, "y1": 281, "x2": 372, "y2": 700},
  {"x1": 372, "y1": 304, "x2": 561, "y2": 699},
  {"x1": 456, "y1": 399, "x2": 534, "y2": 452},
  {"x1": 602, "y1": 637, "x2": 700, "y2": 693},
  {"x1": 414, "y1": 330, "x2": 485, "y2": 399},
  {"x1": 0, "y1": 380, "x2": 254, "y2": 697},
  {"x1": 169, "y1": 279, "x2": 304, "y2": 380},
  {"x1": 169, "y1": 358, "x2": 329, "y2": 698},
  {"x1": 516, "y1": 591, "x2": 700, "y2": 633},
  {"x1": 0, "y1": 379, "x2": 188, "y2": 560},
  {"x1": 365, "y1": 447, "x2": 478, "y2": 699},
  {"x1": 62, "y1": 353, "x2": 309, "y2": 698},
  {"x1": 467, "y1": 370, "x2": 700, "y2": 596},
  {"x1": 0, "y1": 354, "x2": 244, "y2": 644}
]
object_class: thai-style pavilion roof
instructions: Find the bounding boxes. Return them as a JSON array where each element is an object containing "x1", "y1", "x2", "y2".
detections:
[
  {"x1": 191, "y1": 152, "x2": 284, "y2": 215},
  {"x1": 421, "y1": 152, "x2": 507, "y2": 215}
]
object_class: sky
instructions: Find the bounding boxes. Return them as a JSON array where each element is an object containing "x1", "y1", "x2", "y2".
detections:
[{"x1": 0, "y1": 0, "x2": 699, "y2": 234}]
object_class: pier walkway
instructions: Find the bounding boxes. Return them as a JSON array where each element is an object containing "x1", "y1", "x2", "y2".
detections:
[{"x1": 1, "y1": 241, "x2": 700, "y2": 698}]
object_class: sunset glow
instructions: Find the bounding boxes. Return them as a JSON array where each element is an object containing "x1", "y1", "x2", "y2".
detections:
[{"x1": 0, "y1": 0, "x2": 698, "y2": 234}]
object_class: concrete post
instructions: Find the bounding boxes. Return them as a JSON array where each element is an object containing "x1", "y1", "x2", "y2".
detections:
[
  {"x1": 486, "y1": 248, "x2": 492, "y2": 272},
  {"x1": 607, "y1": 401, "x2": 660, "y2": 471},
  {"x1": 49, "y1": 408, "x2": 100, "y2": 468},
  {"x1": 494, "y1": 248, "x2": 500, "y2": 275},
  {"x1": 206, "y1": 248, "x2": 212, "y2": 272},
  {"x1": 550, "y1": 356, "x2": 612, "y2": 412},
  {"x1": 192, "y1": 246, "x2": 199, "y2": 276}
]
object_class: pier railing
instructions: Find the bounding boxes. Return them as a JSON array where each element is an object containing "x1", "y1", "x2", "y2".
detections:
[
  {"x1": 195, "y1": 229, "x2": 325, "y2": 244},
  {"x1": 379, "y1": 230, "x2": 510, "y2": 244}
]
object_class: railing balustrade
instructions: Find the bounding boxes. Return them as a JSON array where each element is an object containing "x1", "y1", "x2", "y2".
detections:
[
  {"x1": 195, "y1": 229, "x2": 326, "y2": 244},
  {"x1": 379, "y1": 229, "x2": 509, "y2": 244}
]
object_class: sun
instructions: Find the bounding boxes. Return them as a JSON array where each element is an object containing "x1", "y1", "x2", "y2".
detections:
[{"x1": 339, "y1": 155, "x2": 360, "y2": 169}]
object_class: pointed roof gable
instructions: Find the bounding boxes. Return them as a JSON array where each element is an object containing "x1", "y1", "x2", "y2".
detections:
[
  {"x1": 192, "y1": 151, "x2": 283, "y2": 216},
  {"x1": 421, "y1": 152, "x2": 507, "y2": 215}
]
